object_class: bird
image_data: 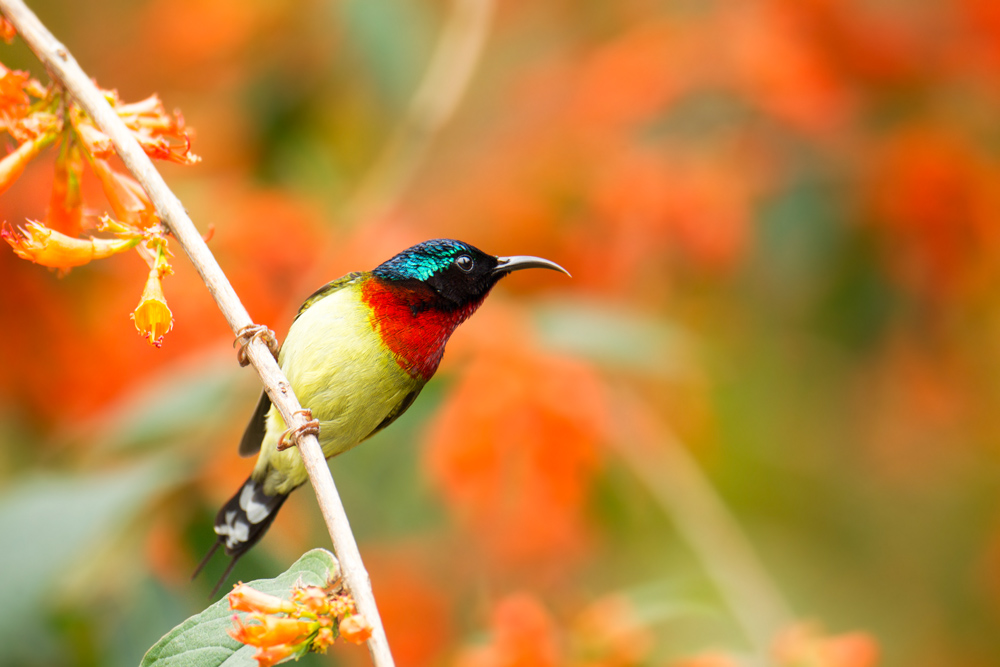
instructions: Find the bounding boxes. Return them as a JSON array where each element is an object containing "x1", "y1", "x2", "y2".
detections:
[{"x1": 194, "y1": 239, "x2": 569, "y2": 593}]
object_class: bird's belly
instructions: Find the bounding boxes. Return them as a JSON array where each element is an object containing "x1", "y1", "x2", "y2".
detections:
[{"x1": 253, "y1": 285, "x2": 422, "y2": 495}]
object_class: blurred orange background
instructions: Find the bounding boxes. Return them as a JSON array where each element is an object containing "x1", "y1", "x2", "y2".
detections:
[{"x1": 2, "y1": 0, "x2": 1000, "y2": 665}]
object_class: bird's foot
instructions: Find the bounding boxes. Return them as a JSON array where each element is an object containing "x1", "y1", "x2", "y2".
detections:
[
  {"x1": 234, "y1": 324, "x2": 278, "y2": 367},
  {"x1": 277, "y1": 410, "x2": 320, "y2": 451}
]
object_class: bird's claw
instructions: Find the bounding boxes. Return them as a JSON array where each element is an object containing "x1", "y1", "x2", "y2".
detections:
[
  {"x1": 277, "y1": 410, "x2": 320, "y2": 451},
  {"x1": 235, "y1": 324, "x2": 278, "y2": 367}
]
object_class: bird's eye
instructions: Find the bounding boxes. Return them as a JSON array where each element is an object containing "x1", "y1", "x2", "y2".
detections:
[{"x1": 455, "y1": 254, "x2": 474, "y2": 272}]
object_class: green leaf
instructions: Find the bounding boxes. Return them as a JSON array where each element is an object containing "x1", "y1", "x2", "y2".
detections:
[{"x1": 140, "y1": 549, "x2": 341, "y2": 667}]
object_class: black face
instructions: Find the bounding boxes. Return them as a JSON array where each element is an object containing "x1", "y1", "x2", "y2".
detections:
[
  {"x1": 372, "y1": 238, "x2": 569, "y2": 310},
  {"x1": 372, "y1": 239, "x2": 501, "y2": 309},
  {"x1": 423, "y1": 245, "x2": 502, "y2": 308}
]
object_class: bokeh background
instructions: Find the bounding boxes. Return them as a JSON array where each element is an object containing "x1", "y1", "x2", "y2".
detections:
[{"x1": 2, "y1": 0, "x2": 1000, "y2": 665}]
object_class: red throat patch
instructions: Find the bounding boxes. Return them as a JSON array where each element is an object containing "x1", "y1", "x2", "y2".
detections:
[{"x1": 361, "y1": 278, "x2": 486, "y2": 380}]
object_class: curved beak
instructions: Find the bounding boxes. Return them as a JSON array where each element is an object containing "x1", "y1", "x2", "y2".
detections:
[{"x1": 492, "y1": 255, "x2": 571, "y2": 278}]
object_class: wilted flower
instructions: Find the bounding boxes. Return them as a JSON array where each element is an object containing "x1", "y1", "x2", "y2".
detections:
[
  {"x1": 2, "y1": 221, "x2": 139, "y2": 269},
  {"x1": 132, "y1": 266, "x2": 173, "y2": 347}
]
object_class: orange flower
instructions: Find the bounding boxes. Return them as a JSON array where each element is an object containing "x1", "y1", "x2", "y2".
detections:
[
  {"x1": 0, "y1": 66, "x2": 49, "y2": 141},
  {"x1": 0, "y1": 132, "x2": 55, "y2": 194},
  {"x1": 338, "y1": 615, "x2": 373, "y2": 645},
  {"x1": 250, "y1": 644, "x2": 301, "y2": 667},
  {"x1": 229, "y1": 614, "x2": 316, "y2": 647},
  {"x1": 71, "y1": 118, "x2": 114, "y2": 159},
  {"x1": 291, "y1": 585, "x2": 331, "y2": 615},
  {"x1": 89, "y1": 157, "x2": 158, "y2": 228},
  {"x1": 0, "y1": 67, "x2": 30, "y2": 111},
  {"x1": 227, "y1": 580, "x2": 368, "y2": 664},
  {"x1": 424, "y1": 342, "x2": 607, "y2": 564},
  {"x1": 70, "y1": 92, "x2": 201, "y2": 166},
  {"x1": 116, "y1": 93, "x2": 201, "y2": 165},
  {"x1": 132, "y1": 267, "x2": 173, "y2": 347},
  {"x1": 46, "y1": 139, "x2": 84, "y2": 236},
  {"x1": 2, "y1": 221, "x2": 138, "y2": 269},
  {"x1": 773, "y1": 623, "x2": 880, "y2": 667},
  {"x1": 457, "y1": 593, "x2": 561, "y2": 667},
  {"x1": 228, "y1": 583, "x2": 298, "y2": 615},
  {"x1": 0, "y1": 16, "x2": 14, "y2": 44}
]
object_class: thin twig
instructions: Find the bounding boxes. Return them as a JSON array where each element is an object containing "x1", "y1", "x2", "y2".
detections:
[
  {"x1": 611, "y1": 387, "x2": 793, "y2": 661},
  {"x1": 0, "y1": 2, "x2": 395, "y2": 665}
]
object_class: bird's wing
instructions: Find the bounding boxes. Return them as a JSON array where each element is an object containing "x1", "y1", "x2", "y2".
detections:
[
  {"x1": 238, "y1": 389, "x2": 272, "y2": 457},
  {"x1": 362, "y1": 385, "x2": 424, "y2": 442},
  {"x1": 293, "y1": 271, "x2": 365, "y2": 323},
  {"x1": 238, "y1": 272, "x2": 365, "y2": 457}
]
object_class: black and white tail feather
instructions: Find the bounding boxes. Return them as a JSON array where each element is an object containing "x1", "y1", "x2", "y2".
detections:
[{"x1": 192, "y1": 476, "x2": 288, "y2": 596}]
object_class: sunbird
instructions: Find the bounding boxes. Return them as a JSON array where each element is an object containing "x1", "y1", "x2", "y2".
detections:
[{"x1": 196, "y1": 239, "x2": 569, "y2": 592}]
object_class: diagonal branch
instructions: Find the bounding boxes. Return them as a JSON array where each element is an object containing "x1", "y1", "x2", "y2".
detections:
[{"x1": 0, "y1": 1, "x2": 395, "y2": 665}]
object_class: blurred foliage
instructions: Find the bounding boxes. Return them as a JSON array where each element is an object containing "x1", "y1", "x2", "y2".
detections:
[{"x1": 2, "y1": 0, "x2": 1000, "y2": 666}]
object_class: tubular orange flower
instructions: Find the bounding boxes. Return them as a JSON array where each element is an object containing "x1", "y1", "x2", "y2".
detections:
[
  {"x1": 0, "y1": 132, "x2": 55, "y2": 195},
  {"x1": 135, "y1": 131, "x2": 200, "y2": 165},
  {"x1": 114, "y1": 93, "x2": 200, "y2": 165},
  {"x1": 72, "y1": 118, "x2": 114, "y2": 159},
  {"x1": 2, "y1": 221, "x2": 139, "y2": 269},
  {"x1": 228, "y1": 614, "x2": 316, "y2": 647},
  {"x1": 89, "y1": 157, "x2": 157, "y2": 228},
  {"x1": 229, "y1": 583, "x2": 298, "y2": 615},
  {"x1": 251, "y1": 644, "x2": 302, "y2": 667},
  {"x1": 132, "y1": 267, "x2": 173, "y2": 347},
  {"x1": 46, "y1": 139, "x2": 84, "y2": 236}
]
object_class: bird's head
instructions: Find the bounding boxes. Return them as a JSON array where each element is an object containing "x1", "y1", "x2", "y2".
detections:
[{"x1": 372, "y1": 239, "x2": 569, "y2": 309}]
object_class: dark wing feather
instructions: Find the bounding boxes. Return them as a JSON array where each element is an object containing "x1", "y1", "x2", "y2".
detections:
[
  {"x1": 238, "y1": 272, "x2": 365, "y2": 457},
  {"x1": 238, "y1": 390, "x2": 272, "y2": 457},
  {"x1": 363, "y1": 386, "x2": 423, "y2": 442}
]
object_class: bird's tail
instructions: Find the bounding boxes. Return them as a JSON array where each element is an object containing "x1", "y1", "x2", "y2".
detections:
[{"x1": 193, "y1": 475, "x2": 288, "y2": 596}]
